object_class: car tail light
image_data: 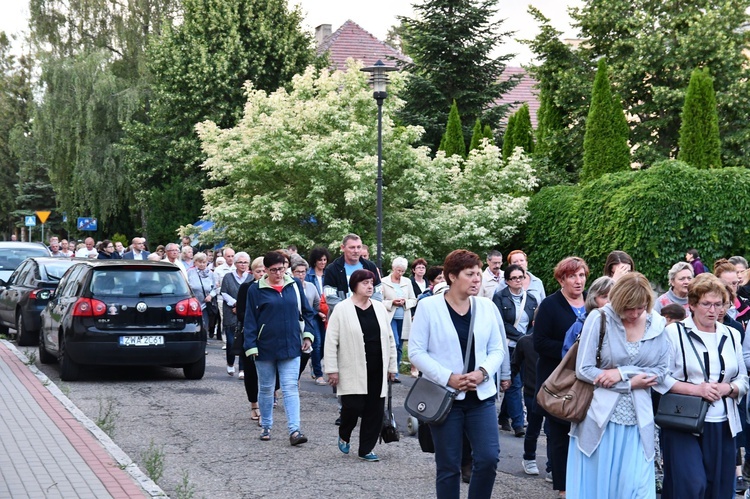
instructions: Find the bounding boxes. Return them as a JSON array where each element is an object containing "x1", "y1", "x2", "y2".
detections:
[
  {"x1": 73, "y1": 298, "x2": 107, "y2": 317},
  {"x1": 175, "y1": 298, "x2": 202, "y2": 317},
  {"x1": 29, "y1": 289, "x2": 51, "y2": 300}
]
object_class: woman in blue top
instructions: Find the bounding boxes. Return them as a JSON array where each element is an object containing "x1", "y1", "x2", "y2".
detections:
[{"x1": 567, "y1": 272, "x2": 670, "y2": 498}]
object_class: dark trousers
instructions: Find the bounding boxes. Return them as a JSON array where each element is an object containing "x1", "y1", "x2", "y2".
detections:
[
  {"x1": 339, "y1": 391, "x2": 384, "y2": 458},
  {"x1": 523, "y1": 393, "x2": 544, "y2": 461},
  {"x1": 661, "y1": 421, "x2": 736, "y2": 499},
  {"x1": 241, "y1": 352, "x2": 258, "y2": 403},
  {"x1": 547, "y1": 417, "x2": 570, "y2": 491},
  {"x1": 224, "y1": 325, "x2": 244, "y2": 371}
]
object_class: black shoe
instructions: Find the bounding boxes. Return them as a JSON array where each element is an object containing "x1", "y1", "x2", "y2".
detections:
[
  {"x1": 499, "y1": 419, "x2": 512, "y2": 432},
  {"x1": 290, "y1": 431, "x2": 308, "y2": 446},
  {"x1": 737, "y1": 477, "x2": 748, "y2": 494},
  {"x1": 461, "y1": 463, "x2": 472, "y2": 484},
  {"x1": 335, "y1": 417, "x2": 341, "y2": 426},
  {"x1": 514, "y1": 427, "x2": 526, "y2": 438},
  {"x1": 392, "y1": 378, "x2": 402, "y2": 384}
]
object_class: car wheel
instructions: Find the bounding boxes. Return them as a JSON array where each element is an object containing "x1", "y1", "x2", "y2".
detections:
[
  {"x1": 16, "y1": 312, "x2": 36, "y2": 347},
  {"x1": 38, "y1": 330, "x2": 55, "y2": 364},
  {"x1": 183, "y1": 355, "x2": 206, "y2": 380},
  {"x1": 58, "y1": 334, "x2": 80, "y2": 381}
]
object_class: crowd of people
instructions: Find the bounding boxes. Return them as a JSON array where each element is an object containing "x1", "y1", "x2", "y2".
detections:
[{"x1": 30, "y1": 232, "x2": 750, "y2": 498}]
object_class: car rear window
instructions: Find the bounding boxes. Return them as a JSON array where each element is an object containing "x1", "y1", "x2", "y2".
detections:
[
  {"x1": 89, "y1": 268, "x2": 191, "y2": 297},
  {"x1": 43, "y1": 261, "x2": 77, "y2": 280},
  {"x1": 0, "y1": 248, "x2": 50, "y2": 271}
]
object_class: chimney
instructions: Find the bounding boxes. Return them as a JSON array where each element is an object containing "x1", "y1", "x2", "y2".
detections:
[{"x1": 315, "y1": 24, "x2": 332, "y2": 47}]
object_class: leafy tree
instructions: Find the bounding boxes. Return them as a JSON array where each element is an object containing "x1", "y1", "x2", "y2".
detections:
[
  {"x1": 397, "y1": 0, "x2": 519, "y2": 151},
  {"x1": 482, "y1": 124, "x2": 495, "y2": 146},
  {"x1": 440, "y1": 100, "x2": 466, "y2": 158},
  {"x1": 678, "y1": 67, "x2": 721, "y2": 169},
  {"x1": 120, "y1": 0, "x2": 318, "y2": 244},
  {"x1": 502, "y1": 113, "x2": 517, "y2": 161},
  {"x1": 511, "y1": 103, "x2": 534, "y2": 155},
  {"x1": 469, "y1": 118, "x2": 483, "y2": 151},
  {"x1": 581, "y1": 59, "x2": 630, "y2": 182},
  {"x1": 195, "y1": 63, "x2": 536, "y2": 262}
]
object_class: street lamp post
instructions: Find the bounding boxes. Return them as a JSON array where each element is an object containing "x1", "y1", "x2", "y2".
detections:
[{"x1": 360, "y1": 60, "x2": 396, "y2": 271}]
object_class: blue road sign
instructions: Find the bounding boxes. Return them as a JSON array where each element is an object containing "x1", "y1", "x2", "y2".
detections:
[
  {"x1": 24, "y1": 216, "x2": 36, "y2": 227},
  {"x1": 77, "y1": 217, "x2": 98, "y2": 231}
]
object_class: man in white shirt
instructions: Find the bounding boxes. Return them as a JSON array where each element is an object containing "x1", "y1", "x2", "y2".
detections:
[
  {"x1": 59, "y1": 239, "x2": 74, "y2": 257},
  {"x1": 75, "y1": 237, "x2": 97, "y2": 258},
  {"x1": 479, "y1": 250, "x2": 504, "y2": 298},
  {"x1": 163, "y1": 243, "x2": 188, "y2": 279}
]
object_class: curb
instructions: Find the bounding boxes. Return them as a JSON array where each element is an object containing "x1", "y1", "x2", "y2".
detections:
[{"x1": 4, "y1": 340, "x2": 169, "y2": 498}]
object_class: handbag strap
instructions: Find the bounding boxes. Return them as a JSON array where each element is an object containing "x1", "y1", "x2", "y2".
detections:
[
  {"x1": 387, "y1": 379, "x2": 393, "y2": 412},
  {"x1": 595, "y1": 310, "x2": 606, "y2": 368},
  {"x1": 462, "y1": 297, "x2": 476, "y2": 374},
  {"x1": 678, "y1": 322, "x2": 709, "y2": 383}
]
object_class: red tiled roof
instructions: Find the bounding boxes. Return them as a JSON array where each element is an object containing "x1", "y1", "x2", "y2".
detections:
[
  {"x1": 317, "y1": 20, "x2": 410, "y2": 71},
  {"x1": 496, "y1": 67, "x2": 540, "y2": 128}
]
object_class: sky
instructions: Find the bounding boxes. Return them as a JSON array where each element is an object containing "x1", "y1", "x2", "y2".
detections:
[{"x1": 0, "y1": 0, "x2": 583, "y2": 65}]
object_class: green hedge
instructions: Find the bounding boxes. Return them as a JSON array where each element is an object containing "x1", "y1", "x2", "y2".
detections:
[{"x1": 525, "y1": 160, "x2": 750, "y2": 290}]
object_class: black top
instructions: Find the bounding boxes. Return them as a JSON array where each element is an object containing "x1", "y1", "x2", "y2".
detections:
[
  {"x1": 355, "y1": 304, "x2": 382, "y2": 366},
  {"x1": 445, "y1": 300, "x2": 475, "y2": 373}
]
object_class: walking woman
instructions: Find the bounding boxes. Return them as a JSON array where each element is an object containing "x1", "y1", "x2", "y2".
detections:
[
  {"x1": 659, "y1": 273, "x2": 748, "y2": 499},
  {"x1": 533, "y1": 256, "x2": 589, "y2": 498},
  {"x1": 653, "y1": 262, "x2": 693, "y2": 314},
  {"x1": 325, "y1": 269, "x2": 397, "y2": 461},
  {"x1": 244, "y1": 251, "x2": 316, "y2": 445},
  {"x1": 409, "y1": 249, "x2": 506, "y2": 499},
  {"x1": 567, "y1": 273, "x2": 670, "y2": 498}
]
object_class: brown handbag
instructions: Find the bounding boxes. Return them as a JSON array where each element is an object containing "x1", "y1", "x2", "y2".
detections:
[{"x1": 536, "y1": 312, "x2": 606, "y2": 423}]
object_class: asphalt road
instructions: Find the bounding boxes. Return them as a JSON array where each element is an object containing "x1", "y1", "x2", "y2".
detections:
[{"x1": 23, "y1": 338, "x2": 555, "y2": 499}]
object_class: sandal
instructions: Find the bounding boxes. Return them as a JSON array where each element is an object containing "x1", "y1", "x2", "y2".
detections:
[
  {"x1": 259, "y1": 428, "x2": 270, "y2": 441},
  {"x1": 251, "y1": 406, "x2": 260, "y2": 421},
  {"x1": 289, "y1": 431, "x2": 308, "y2": 446}
]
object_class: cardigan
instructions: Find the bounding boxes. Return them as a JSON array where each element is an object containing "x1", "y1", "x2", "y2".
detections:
[
  {"x1": 409, "y1": 294, "x2": 505, "y2": 401},
  {"x1": 658, "y1": 316, "x2": 749, "y2": 436},
  {"x1": 571, "y1": 306, "x2": 670, "y2": 458},
  {"x1": 323, "y1": 298, "x2": 398, "y2": 397},
  {"x1": 381, "y1": 274, "x2": 418, "y2": 340}
]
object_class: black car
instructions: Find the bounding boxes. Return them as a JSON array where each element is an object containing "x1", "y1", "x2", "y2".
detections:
[
  {"x1": 39, "y1": 260, "x2": 206, "y2": 381},
  {"x1": 0, "y1": 257, "x2": 77, "y2": 345},
  {"x1": 0, "y1": 242, "x2": 52, "y2": 282}
]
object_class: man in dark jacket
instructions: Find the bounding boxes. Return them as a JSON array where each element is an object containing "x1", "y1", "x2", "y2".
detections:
[{"x1": 323, "y1": 233, "x2": 382, "y2": 312}]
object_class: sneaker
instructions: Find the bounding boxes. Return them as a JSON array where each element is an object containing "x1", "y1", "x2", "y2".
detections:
[
  {"x1": 315, "y1": 377, "x2": 327, "y2": 386},
  {"x1": 290, "y1": 431, "x2": 308, "y2": 446},
  {"x1": 222, "y1": 345, "x2": 226, "y2": 350},
  {"x1": 359, "y1": 452, "x2": 380, "y2": 462},
  {"x1": 522, "y1": 459, "x2": 540, "y2": 475},
  {"x1": 545, "y1": 471, "x2": 553, "y2": 483},
  {"x1": 514, "y1": 427, "x2": 526, "y2": 438},
  {"x1": 238, "y1": 370, "x2": 245, "y2": 380},
  {"x1": 259, "y1": 428, "x2": 270, "y2": 441},
  {"x1": 227, "y1": 365, "x2": 235, "y2": 376},
  {"x1": 338, "y1": 437, "x2": 350, "y2": 454}
]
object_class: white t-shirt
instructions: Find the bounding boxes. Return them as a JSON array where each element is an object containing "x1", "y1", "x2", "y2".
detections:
[{"x1": 694, "y1": 330, "x2": 727, "y2": 423}]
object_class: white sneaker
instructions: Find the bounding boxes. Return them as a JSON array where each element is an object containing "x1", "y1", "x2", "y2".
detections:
[
  {"x1": 227, "y1": 365, "x2": 235, "y2": 376},
  {"x1": 238, "y1": 370, "x2": 245, "y2": 380},
  {"x1": 545, "y1": 471, "x2": 553, "y2": 483},
  {"x1": 522, "y1": 459, "x2": 539, "y2": 475}
]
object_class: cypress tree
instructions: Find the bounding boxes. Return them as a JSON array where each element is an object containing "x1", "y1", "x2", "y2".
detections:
[
  {"x1": 502, "y1": 113, "x2": 517, "y2": 161},
  {"x1": 441, "y1": 100, "x2": 466, "y2": 158},
  {"x1": 469, "y1": 118, "x2": 483, "y2": 151},
  {"x1": 581, "y1": 59, "x2": 630, "y2": 182},
  {"x1": 483, "y1": 124, "x2": 495, "y2": 146},
  {"x1": 512, "y1": 103, "x2": 535, "y2": 154},
  {"x1": 677, "y1": 67, "x2": 722, "y2": 169}
]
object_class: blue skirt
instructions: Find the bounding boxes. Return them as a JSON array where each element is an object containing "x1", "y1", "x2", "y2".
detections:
[{"x1": 567, "y1": 422, "x2": 655, "y2": 499}]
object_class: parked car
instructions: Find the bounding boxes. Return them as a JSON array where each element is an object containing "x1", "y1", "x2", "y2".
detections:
[
  {"x1": 0, "y1": 257, "x2": 77, "y2": 345},
  {"x1": 39, "y1": 260, "x2": 206, "y2": 381},
  {"x1": 0, "y1": 242, "x2": 51, "y2": 282}
]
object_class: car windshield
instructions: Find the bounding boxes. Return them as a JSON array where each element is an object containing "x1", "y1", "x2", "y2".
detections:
[
  {"x1": 42, "y1": 261, "x2": 77, "y2": 281},
  {"x1": 89, "y1": 268, "x2": 190, "y2": 297}
]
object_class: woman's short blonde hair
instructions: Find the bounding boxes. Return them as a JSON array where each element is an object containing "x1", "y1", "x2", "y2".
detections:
[
  {"x1": 251, "y1": 256, "x2": 264, "y2": 271},
  {"x1": 193, "y1": 252, "x2": 207, "y2": 263},
  {"x1": 609, "y1": 272, "x2": 654, "y2": 316},
  {"x1": 687, "y1": 273, "x2": 729, "y2": 308}
]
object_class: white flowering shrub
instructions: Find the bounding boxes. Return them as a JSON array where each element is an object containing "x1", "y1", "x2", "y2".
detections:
[{"x1": 193, "y1": 61, "x2": 536, "y2": 262}]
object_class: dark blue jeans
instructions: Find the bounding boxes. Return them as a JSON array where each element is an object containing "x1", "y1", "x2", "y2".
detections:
[
  {"x1": 499, "y1": 347, "x2": 524, "y2": 430},
  {"x1": 430, "y1": 396, "x2": 499, "y2": 499},
  {"x1": 224, "y1": 324, "x2": 244, "y2": 371},
  {"x1": 523, "y1": 393, "x2": 544, "y2": 461},
  {"x1": 390, "y1": 318, "x2": 403, "y2": 376},
  {"x1": 310, "y1": 319, "x2": 325, "y2": 378}
]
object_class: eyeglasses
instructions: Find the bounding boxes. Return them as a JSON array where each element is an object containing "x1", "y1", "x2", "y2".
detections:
[
  {"x1": 508, "y1": 275, "x2": 525, "y2": 281},
  {"x1": 697, "y1": 301, "x2": 723, "y2": 310},
  {"x1": 235, "y1": 261, "x2": 249, "y2": 265},
  {"x1": 267, "y1": 267, "x2": 285, "y2": 274}
]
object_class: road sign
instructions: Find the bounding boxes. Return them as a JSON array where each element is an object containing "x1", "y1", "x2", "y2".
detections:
[
  {"x1": 77, "y1": 217, "x2": 98, "y2": 231},
  {"x1": 36, "y1": 211, "x2": 51, "y2": 224},
  {"x1": 24, "y1": 216, "x2": 36, "y2": 227}
]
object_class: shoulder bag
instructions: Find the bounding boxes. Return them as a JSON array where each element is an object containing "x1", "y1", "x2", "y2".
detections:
[
  {"x1": 404, "y1": 297, "x2": 476, "y2": 425},
  {"x1": 380, "y1": 380, "x2": 400, "y2": 443},
  {"x1": 536, "y1": 311, "x2": 606, "y2": 423},
  {"x1": 654, "y1": 322, "x2": 709, "y2": 434}
]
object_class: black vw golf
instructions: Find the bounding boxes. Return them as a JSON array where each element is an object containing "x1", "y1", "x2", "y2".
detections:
[{"x1": 39, "y1": 260, "x2": 206, "y2": 381}]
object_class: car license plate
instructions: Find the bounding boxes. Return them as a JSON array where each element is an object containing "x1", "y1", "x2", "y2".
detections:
[{"x1": 119, "y1": 335, "x2": 164, "y2": 346}]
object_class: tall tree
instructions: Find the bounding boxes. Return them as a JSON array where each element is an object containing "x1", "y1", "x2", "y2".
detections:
[
  {"x1": 502, "y1": 113, "x2": 517, "y2": 161},
  {"x1": 677, "y1": 68, "x2": 721, "y2": 169},
  {"x1": 511, "y1": 104, "x2": 534, "y2": 155},
  {"x1": 120, "y1": 0, "x2": 318, "y2": 244},
  {"x1": 440, "y1": 100, "x2": 466, "y2": 158},
  {"x1": 581, "y1": 59, "x2": 630, "y2": 182},
  {"x1": 397, "y1": 0, "x2": 519, "y2": 152},
  {"x1": 469, "y1": 118, "x2": 483, "y2": 152},
  {"x1": 482, "y1": 124, "x2": 495, "y2": 146}
]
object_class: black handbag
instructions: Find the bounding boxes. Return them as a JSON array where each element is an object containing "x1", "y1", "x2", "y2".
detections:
[
  {"x1": 404, "y1": 298, "x2": 476, "y2": 425},
  {"x1": 380, "y1": 381, "x2": 400, "y2": 443},
  {"x1": 654, "y1": 322, "x2": 709, "y2": 434}
]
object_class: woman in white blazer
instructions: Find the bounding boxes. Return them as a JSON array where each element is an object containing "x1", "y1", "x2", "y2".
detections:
[
  {"x1": 409, "y1": 249, "x2": 506, "y2": 499},
  {"x1": 382, "y1": 256, "x2": 418, "y2": 382},
  {"x1": 325, "y1": 269, "x2": 398, "y2": 462}
]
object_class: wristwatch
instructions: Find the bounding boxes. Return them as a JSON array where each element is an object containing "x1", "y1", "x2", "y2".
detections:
[{"x1": 479, "y1": 367, "x2": 490, "y2": 383}]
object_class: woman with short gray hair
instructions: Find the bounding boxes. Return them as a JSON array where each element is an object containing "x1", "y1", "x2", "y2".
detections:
[
  {"x1": 381, "y1": 257, "x2": 417, "y2": 383},
  {"x1": 187, "y1": 252, "x2": 217, "y2": 334},
  {"x1": 654, "y1": 262, "x2": 694, "y2": 314}
]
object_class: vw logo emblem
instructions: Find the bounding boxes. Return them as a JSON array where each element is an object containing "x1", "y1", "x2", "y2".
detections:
[
  {"x1": 417, "y1": 402, "x2": 426, "y2": 412},
  {"x1": 136, "y1": 302, "x2": 148, "y2": 312}
]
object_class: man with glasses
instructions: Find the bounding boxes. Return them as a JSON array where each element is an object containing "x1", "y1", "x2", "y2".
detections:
[
  {"x1": 163, "y1": 243, "x2": 188, "y2": 279},
  {"x1": 479, "y1": 250, "x2": 504, "y2": 298},
  {"x1": 123, "y1": 237, "x2": 150, "y2": 260}
]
